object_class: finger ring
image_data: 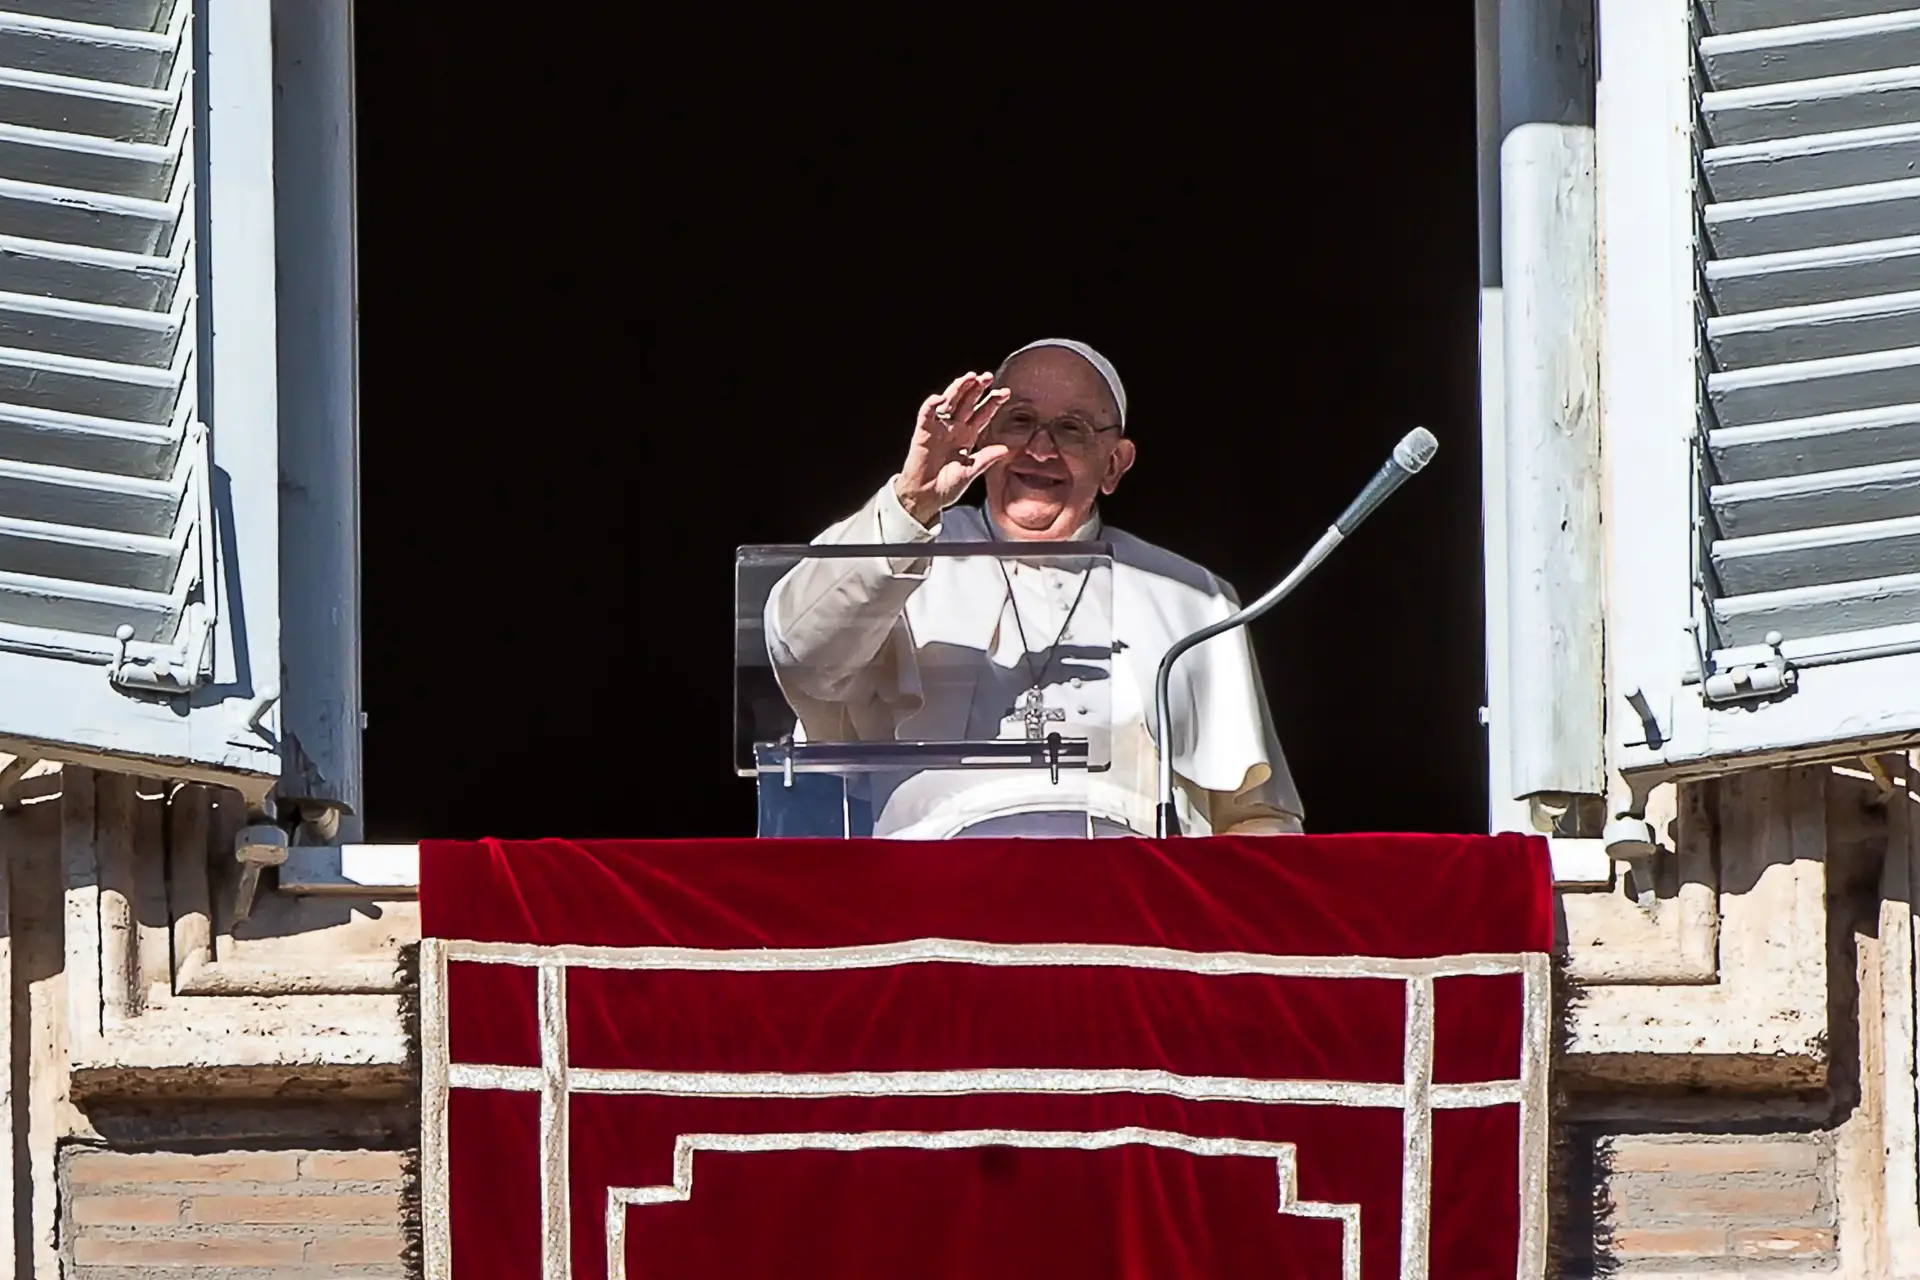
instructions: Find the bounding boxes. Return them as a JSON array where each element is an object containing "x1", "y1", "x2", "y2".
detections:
[{"x1": 934, "y1": 406, "x2": 954, "y2": 423}]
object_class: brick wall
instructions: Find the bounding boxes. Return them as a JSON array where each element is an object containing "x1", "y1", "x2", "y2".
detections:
[
  {"x1": 62, "y1": 1146, "x2": 408, "y2": 1277},
  {"x1": 1596, "y1": 1133, "x2": 1836, "y2": 1270}
]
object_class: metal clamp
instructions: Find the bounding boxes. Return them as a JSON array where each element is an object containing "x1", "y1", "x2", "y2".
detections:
[
  {"x1": 233, "y1": 823, "x2": 289, "y2": 922},
  {"x1": 109, "y1": 605, "x2": 216, "y2": 694},
  {"x1": 1701, "y1": 631, "x2": 1796, "y2": 706},
  {"x1": 1603, "y1": 814, "x2": 1661, "y2": 909},
  {"x1": 238, "y1": 683, "x2": 281, "y2": 735}
]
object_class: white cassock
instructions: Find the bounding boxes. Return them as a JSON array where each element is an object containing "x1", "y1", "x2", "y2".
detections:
[{"x1": 765, "y1": 480, "x2": 1305, "y2": 839}]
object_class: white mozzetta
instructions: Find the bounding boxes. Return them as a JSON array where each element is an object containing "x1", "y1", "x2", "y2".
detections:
[{"x1": 0, "y1": 0, "x2": 282, "y2": 788}]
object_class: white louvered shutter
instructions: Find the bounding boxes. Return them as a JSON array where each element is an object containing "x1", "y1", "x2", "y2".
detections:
[
  {"x1": 1696, "y1": 1, "x2": 1920, "y2": 682},
  {"x1": 1598, "y1": 0, "x2": 1920, "y2": 780},
  {"x1": 0, "y1": 0, "x2": 282, "y2": 784}
]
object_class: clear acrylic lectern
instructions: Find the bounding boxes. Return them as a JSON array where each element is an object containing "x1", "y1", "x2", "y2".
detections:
[{"x1": 737, "y1": 541, "x2": 1114, "y2": 838}]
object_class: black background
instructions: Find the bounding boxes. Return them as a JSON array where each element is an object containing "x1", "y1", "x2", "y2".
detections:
[{"x1": 352, "y1": 6, "x2": 1487, "y2": 840}]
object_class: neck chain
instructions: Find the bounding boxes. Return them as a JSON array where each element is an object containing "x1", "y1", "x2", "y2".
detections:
[{"x1": 992, "y1": 541, "x2": 1094, "y2": 695}]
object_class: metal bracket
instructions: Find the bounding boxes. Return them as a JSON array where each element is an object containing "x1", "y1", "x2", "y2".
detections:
[
  {"x1": 0, "y1": 753, "x2": 36, "y2": 812},
  {"x1": 232, "y1": 682, "x2": 281, "y2": 743},
  {"x1": 1603, "y1": 814, "x2": 1662, "y2": 909},
  {"x1": 1624, "y1": 686, "x2": 1665, "y2": 749},
  {"x1": 294, "y1": 800, "x2": 342, "y2": 844},
  {"x1": 109, "y1": 605, "x2": 215, "y2": 695},
  {"x1": 1861, "y1": 754, "x2": 1900, "y2": 807},
  {"x1": 1690, "y1": 629, "x2": 1798, "y2": 707},
  {"x1": 232, "y1": 823, "x2": 289, "y2": 923}
]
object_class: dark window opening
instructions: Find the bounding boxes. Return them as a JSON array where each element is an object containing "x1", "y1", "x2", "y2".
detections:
[{"x1": 353, "y1": 9, "x2": 1485, "y2": 839}]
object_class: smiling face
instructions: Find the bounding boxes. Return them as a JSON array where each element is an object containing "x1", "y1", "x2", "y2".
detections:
[{"x1": 982, "y1": 347, "x2": 1137, "y2": 541}]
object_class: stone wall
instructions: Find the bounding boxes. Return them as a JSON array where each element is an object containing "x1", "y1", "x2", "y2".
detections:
[{"x1": 61, "y1": 1146, "x2": 407, "y2": 1278}]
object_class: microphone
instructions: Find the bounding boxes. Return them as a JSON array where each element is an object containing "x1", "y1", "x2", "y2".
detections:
[
  {"x1": 1336, "y1": 427, "x2": 1440, "y2": 536},
  {"x1": 1153, "y1": 427, "x2": 1439, "y2": 837}
]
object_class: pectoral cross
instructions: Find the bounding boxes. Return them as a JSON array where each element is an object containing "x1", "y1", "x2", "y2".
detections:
[{"x1": 1008, "y1": 687, "x2": 1065, "y2": 741}]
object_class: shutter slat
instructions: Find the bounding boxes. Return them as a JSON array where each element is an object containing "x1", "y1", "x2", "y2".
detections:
[
  {"x1": 1713, "y1": 511, "x2": 1920, "y2": 592},
  {"x1": 0, "y1": 341, "x2": 181, "y2": 421},
  {"x1": 0, "y1": 232, "x2": 179, "y2": 308},
  {"x1": 1703, "y1": 9, "x2": 1920, "y2": 88},
  {"x1": 1709, "y1": 286, "x2": 1920, "y2": 365},
  {"x1": 0, "y1": 63, "x2": 173, "y2": 139},
  {"x1": 0, "y1": 10, "x2": 178, "y2": 88},
  {"x1": 0, "y1": 288, "x2": 181, "y2": 366},
  {"x1": 1710, "y1": 401, "x2": 1920, "y2": 479},
  {"x1": 1706, "y1": 175, "x2": 1920, "y2": 256},
  {"x1": 0, "y1": 510, "x2": 177, "y2": 589},
  {"x1": 1703, "y1": 123, "x2": 1920, "y2": 201},
  {"x1": 0, "y1": 1, "x2": 171, "y2": 30},
  {"x1": 1712, "y1": 567, "x2": 1920, "y2": 644},
  {"x1": 0, "y1": 400, "x2": 179, "y2": 476},
  {"x1": 1708, "y1": 235, "x2": 1920, "y2": 312},
  {"x1": 1711, "y1": 456, "x2": 1920, "y2": 535},
  {"x1": 0, "y1": 562, "x2": 179, "y2": 638},
  {"x1": 0, "y1": 121, "x2": 178, "y2": 198},
  {"x1": 0, "y1": 174, "x2": 177, "y2": 253},
  {"x1": 1704, "y1": 66, "x2": 1920, "y2": 143},
  {"x1": 1709, "y1": 343, "x2": 1920, "y2": 425},
  {"x1": 1704, "y1": 0, "x2": 1918, "y2": 36},
  {"x1": 0, "y1": 453, "x2": 181, "y2": 535},
  {"x1": 0, "y1": 0, "x2": 199, "y2": 669}
]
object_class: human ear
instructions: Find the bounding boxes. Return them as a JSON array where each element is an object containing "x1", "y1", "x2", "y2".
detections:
[{"x1": 1100, "y1": 438, "x2": 1137, "y2": 496}]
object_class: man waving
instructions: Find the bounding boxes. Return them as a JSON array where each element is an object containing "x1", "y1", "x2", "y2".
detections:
[{"x1": 767, "y1": 339, "x2": 1303, "y2": 839}]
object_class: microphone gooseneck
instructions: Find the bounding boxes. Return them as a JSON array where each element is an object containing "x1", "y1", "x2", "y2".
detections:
[{"x1": 1153, "y1": 427, "x2": 1439, "y2": 837}]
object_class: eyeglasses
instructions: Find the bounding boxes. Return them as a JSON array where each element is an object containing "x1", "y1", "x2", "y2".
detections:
[{"x1": 987, "y1": 409, "x2": 1123, "y2": 454}]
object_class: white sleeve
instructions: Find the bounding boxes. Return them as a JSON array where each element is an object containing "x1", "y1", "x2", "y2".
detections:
[{"x1": 764, "y1": 478, "x2": 937, "y2": 716}]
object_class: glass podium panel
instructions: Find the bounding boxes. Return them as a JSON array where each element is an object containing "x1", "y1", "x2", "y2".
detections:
[{"x1": 737, "y1": 540, "x2": 1114, "y2": 838}]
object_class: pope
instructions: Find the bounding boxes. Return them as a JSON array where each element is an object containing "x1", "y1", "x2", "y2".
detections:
[{"x1": 766, "y1": 339, "x2": 1303, "y2": 838}]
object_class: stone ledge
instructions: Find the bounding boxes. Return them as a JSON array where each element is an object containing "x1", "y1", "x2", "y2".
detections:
[
  {"x1": 68, "y1": 1063, "x2": 413, "y2": 1102},
  {"x1": 274, "y1": 839, "x2": 1614, "y2": 893},
  {"x1": 278, "y1": 845, "x2": 419, "y2": 898}
]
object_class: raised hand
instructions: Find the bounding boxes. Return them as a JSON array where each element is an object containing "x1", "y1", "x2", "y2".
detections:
[{"x1": 893, "y1": 372, "x2": 1013, "y2": 526}]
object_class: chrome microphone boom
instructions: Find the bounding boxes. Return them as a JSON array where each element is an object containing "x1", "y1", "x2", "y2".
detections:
[{"x1": 1152, "y1": 427, "x2": 1439, "y2": 838}]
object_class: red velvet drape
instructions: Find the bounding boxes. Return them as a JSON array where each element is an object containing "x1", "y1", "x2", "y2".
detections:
[{"x1": 423, "y1": 834, "x2": 1550, "y2": 1279}]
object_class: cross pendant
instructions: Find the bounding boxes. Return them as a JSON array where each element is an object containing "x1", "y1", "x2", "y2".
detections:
[{"x1": 1009, "y1": 687, "x2": 1066, "y2": 741}]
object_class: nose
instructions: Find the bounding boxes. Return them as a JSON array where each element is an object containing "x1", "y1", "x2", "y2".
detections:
[{"x1": 1024, "y1": 426, "x2": 1063, "y2": 461}]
